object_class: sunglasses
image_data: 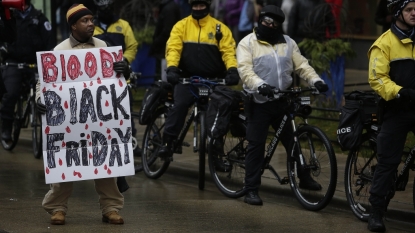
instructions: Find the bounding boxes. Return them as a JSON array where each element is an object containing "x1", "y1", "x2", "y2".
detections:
[{"x1": 262, "y1": 16, "x2": 278, "y2": 28}]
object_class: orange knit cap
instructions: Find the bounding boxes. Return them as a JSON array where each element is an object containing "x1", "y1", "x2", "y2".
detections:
[{"x1": 66, "y1": 4, "x2": 93, "y2": 25}]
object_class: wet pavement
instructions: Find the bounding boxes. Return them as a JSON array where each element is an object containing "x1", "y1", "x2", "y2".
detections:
[
  {"x1": 0, "y1": 126, "x2": 415, "y2": 233},
  {"x1": 1, "y1": 134, "x2": 415, "y2": 233}
]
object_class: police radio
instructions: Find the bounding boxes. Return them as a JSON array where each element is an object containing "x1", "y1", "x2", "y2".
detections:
[{"x1": 1, "y1": 0, "x2": 25, "y2": 19}]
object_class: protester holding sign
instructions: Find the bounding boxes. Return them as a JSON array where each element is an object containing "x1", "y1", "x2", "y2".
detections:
[{"x1": 36, "y1": 4, "x2": 131, "y2": 225}]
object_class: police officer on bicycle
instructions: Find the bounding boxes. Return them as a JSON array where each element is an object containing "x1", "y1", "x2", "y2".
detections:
[
  {"x1": 0, "y1": 0, "x2": 54, "y2": 141},
  {"x1": 157, "y1": 0, "x2": 240, "y2": 160},
  {"x1": 236, "y1": 5, "x2": 329, "y2": 205},
  {"x1": 368, "y1": 0, "x2": 415, "y2": 231}
]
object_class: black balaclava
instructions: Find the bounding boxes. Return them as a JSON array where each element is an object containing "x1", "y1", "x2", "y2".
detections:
[
  {"x1": 255, "y1": 16, "x2": 283, "y2": 44},
  {"x1": 191, "y1": 2, "x2": 210, "y2": 20},
  {"x1": 97, "y1": 4, "x2": 114, "y2": 24}
]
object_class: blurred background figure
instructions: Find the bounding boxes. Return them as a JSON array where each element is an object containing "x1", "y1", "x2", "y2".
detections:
[
  {"x1": 287, "y1": 0, "x2": 336, "y2": 44},
  {"x1": 149, "y1": 0, "x2": 180, "y2": 82},
  {"x1": 374, "y1": 0, "x2": 392, "y2": 33},
  {"x1": 280, "y1": 0, "x2": 294, "y2": 33},
  {"x1": 238, "y1": 0, "x2": 263, "y2": 41},
  {"x1": 224, "y1": 0, "x2": 244, "y2": 43}
]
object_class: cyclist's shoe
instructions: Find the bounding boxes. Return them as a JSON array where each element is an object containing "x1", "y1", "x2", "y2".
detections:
[
  {"x1": 1, "y1": 120, "x2": 12, "y2": 141},
  {"x1": 50, "y1": 211, "x2": 66, "y2": 225},
  {"x1": 299, "y1": 175, "x2": 322, "y2": 191},
  {"x1": 367, "y1": 208, "x2": 385, "y2": 232},
  {"x1": 158, "y1": 133, "x2": 175, "y2": 161},
  {"x1": 102, "y1": 211, "x2": 124, "y2": 224},
  {"x1": 244, "y1": 190, "x2": 263, "y2": 205}
]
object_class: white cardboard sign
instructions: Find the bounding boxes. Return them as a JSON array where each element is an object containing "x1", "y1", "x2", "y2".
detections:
[{"x1": 36, "y1": 46, "x2": 135, "y2": 184}]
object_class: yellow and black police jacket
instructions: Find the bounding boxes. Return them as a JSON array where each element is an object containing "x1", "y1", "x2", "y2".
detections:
[
  {"x1": 368, "y1": 24, "x2": 415, "y2": 101},
  {"x1": 166, "y1": 14, "x2": 237, "y2": 78},
  {"x1": 94, "y1": 17, "x2": 138, "y2": 64}
]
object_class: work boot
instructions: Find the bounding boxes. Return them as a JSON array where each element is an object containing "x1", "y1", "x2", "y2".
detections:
[
  {"x1": 50, "y1": 211, "x2": 65, "y2": 225},
  {"x1": 1, "y1": 119, "x2": 12, "y2": 141},
  {"x1": 367, "y1": 208, "x2": 385, "y2": 232},
  {"x1": 244, "y1": 190, "x2": 263, "y2": 205},
  {"x1": 299, "y1": 174, "x2": 322, "y2": 191},
  {"x1": 157, "y1": 133, "x2": 175, "y2": 161},
  {"x1": 102, "y1": 211, "x2": 124, "y2": 224}
]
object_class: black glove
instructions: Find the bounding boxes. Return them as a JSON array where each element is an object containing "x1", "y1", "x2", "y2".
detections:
[
  {"x1": 314, "y1": 81, "x2": 328, "y2": 93},
  {"x1": 398, "y1": 88, "x2": 415, "y2": 101},
  {"x1": 37, "y1": 98, "x2": 46, "y2": 115},
  {"x1": 166, "y1": 66, "x2": 181, "y2": 85},
  {"x1": 225, "y1": 67, "x2": 240, "y2": 86},
  {"x1": 258, "y1": 84, "x2": 274, "y2": 98},
  {"x1": 113, "y1": 59, "x2": 130, "y2": 80}
]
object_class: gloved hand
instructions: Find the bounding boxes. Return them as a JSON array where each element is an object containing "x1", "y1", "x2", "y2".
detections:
[
  {"x1": 398, "y1": 88, "x2": 415, "y2": 101},
  {"x1": 166, "y1": 66, "x2": 181, "y2": 85},
  {"x1": 258, "y1": 84, "x2": 274, "y2": 98},
  {"x1": 113, "y1": 59, "x2": 130, "y2": 80},
  {"x1": 225, "y1": 67, "x2": 240, "y2": 86},
  {"x1": 36, "y1": 98, "x2": 46, "y2": 115},
  {"x1": 314, "y1": 81, "x2": 328, "y2": 93}
]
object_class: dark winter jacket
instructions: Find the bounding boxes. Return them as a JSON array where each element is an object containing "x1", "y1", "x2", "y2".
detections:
[
  {"x1": 149, "y1": 0, "x2": 181, "y2": 59},
  {"x1": 286, "y1": 0, "x2": 336, "y2": 43}
]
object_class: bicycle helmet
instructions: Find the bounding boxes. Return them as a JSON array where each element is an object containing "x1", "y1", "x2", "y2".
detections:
[
  {"x1": 259, "y1": 5, "x2": 285, "y2": 24},
  {"x1": 188, "y1": 0, "x2": 212, "y2": 5},
  {"x1": 387, "y1": 0, "x2": 415, "y2": 17},
  {"x1": 93, "y1": 0, "x2": 114, "y2": 6}
]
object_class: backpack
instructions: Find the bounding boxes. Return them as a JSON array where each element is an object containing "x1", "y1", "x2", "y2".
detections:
[
  {"x1": 206, "y1": 86, "x2": 242, "y2": 139},
  {"x1": 337, "y1": 91, "x2": 379, "y2": 151},
  {"x1": 138, "y1": 81, "x2": 172, "y2": 125}
]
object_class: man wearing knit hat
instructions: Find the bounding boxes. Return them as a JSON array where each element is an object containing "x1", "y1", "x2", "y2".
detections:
[{"x1": 36, "y1": 3, "x2": 129, "y2": 226}]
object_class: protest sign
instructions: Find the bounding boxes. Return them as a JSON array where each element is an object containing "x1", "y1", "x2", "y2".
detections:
[{"x1": 36, "y1": 46, "x2": 135, "y2": 184}]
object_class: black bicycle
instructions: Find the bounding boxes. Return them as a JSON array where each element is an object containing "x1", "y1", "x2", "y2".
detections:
[
  {"x1": 208, "y1": 87, "x2": 338, "y2": 211},
  {"x1": 344, "y1": 107, "x2": 415, "y2": 221},
  {"x1": 0, "y1": 63, "x2": 42, "y2": 158},
  {"x1": 142, "y1": 77, "x2": 225, "y2": 190}
]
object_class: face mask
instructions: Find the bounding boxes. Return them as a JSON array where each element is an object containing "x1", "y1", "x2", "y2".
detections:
[
  {"x1": 98, "y1": 11, "x2": 113, "y2": 24},
  {"x1": 191, "y1": 7, "x2": 209, "y2": 20},
  {"x1": 256, "y1": 23, "x2": 280, "y2": 44}
]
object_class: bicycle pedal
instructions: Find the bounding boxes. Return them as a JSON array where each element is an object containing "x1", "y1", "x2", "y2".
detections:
[
  {"x1": 281, "y1": 177, "x2": 289, "y2": 184},
  {"x1": 182, "y1": 142, "x2": 190, "y2": 147}
]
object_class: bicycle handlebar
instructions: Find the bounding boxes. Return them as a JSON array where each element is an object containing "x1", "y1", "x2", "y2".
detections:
[
  {"x1": 179, "y1": 76, "x2": 226, "y2": 86},
  {"x1": 273, "y1": 86, "x2": 320, "y2": 96},
  {"x1": 2, "y1": 62, "x2": 37, "y2": 69}
]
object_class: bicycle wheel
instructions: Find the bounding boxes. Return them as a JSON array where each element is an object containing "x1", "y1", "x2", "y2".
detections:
[
  {"x1": 131, "y1": 112, "x2": 143, "y2": 172},
  {"x1": 208, "y1": 128, "x2": 247, "y2": 198},
  {"x1": 142, "y1": 107, "x2": 170, "y2": 179},
  {"x1": 344, "y1": 133, "x2": 377, "y2": 221},
  {"x1": 1, "y1": 98, "x2": 23, "y2": 151},
  {"x1": 287, "y1": 125, "x2": 337, "y2": 211},
  {"x1": 198, "y1": 111, "x2": 206, "y2": 190},
  {"x1": 31, "y1": 99, "x2": 43, "y2": 159}
]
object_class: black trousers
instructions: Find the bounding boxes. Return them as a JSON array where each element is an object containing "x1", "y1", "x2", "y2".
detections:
[
  {"x1": 0, "y1": 65, "x2": 35, "y2": 121},
  {"x1": 164, "y1": 83, "x2": 198, "y2": 137},
  {"x1": 244, "y1": 100, "x2": 293, "y2": 191},
  {"x1": 369, "y1": 108, "x2": 415, "y2": 210}
]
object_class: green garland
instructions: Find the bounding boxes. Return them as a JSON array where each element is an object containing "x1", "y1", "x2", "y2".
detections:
[
  {"x1": 298, "y1": 38, "x2": 356, "y2": 74},
  {"x1": 133, "y1": 26, "x2": 155, "y2": 45}
]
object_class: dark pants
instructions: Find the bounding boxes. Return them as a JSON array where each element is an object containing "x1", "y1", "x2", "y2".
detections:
[
  {"x1": 244, "y1": 100, "x2": 293, "y2": 191},
  {"x1": 164, "y1": 83, "x2": 197, "y2": 137},
  {"x1": 369, "y1": 108, "x2": 415, "y2": 210},
  {"x1": 0, "y1": 65, "x2": 35, "y2": 121}
]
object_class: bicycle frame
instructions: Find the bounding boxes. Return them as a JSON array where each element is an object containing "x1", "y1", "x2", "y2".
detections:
[{"x1": 262, "y1": 95, "x2": 314, "y2": 185}]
